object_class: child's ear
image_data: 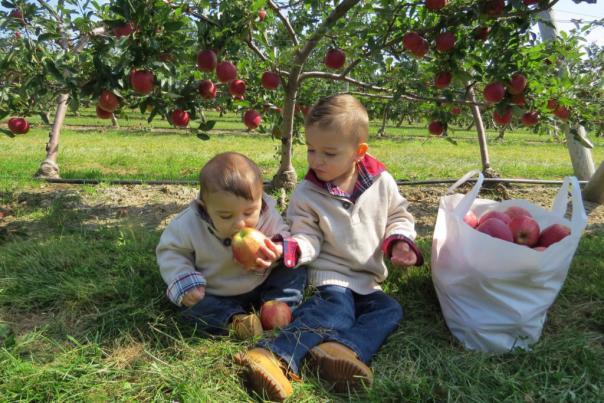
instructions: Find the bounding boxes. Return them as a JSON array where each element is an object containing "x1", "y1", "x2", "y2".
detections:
[{"x1": 356, "y1": 142, "x2": 368, "y2": 158}]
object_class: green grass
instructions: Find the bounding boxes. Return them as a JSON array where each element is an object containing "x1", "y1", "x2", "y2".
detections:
[
  {"x1": 1, "y1": 112, "x2": 603, "y2": 401},
  {"x1": 2, "y1": 109, "x2": 603, "y2": 188}
]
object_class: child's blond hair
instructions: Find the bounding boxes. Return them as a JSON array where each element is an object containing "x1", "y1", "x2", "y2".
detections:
[
  {"x1": 305, "y1": 94, "x2": 369, "y2": 143},
  {"x1": 199, "y1": 152, "x2": 263, "y2": 201}
]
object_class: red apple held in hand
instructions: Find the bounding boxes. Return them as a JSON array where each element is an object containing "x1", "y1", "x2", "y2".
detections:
[
  {"x1": 479, "y1": 210, "x2": 511, "y2": 225},
  {"x1": 507, "y1": 73, "x2": 527, "y2": 95},
  {"x1": 231, "y1": 227, "x2": 268, "y2": 268},
  {"x1": 483, "y1": 0, "x2": 505, "y2": 17},
  {"x1": 229, "y1": 79, "x2": 246, "y2": 97},
  {"x1": 464, "y1": 211, "x2": 479, "y2": 228},
  {"x1": 324, "y1": 48, "x2": 346, "y2": 70},
  {"x1": 96, "y1": 105, "x2": 112, "y2": 119},
  {"x1": 243, "y1": 109, "x2": 262, "y2": 130},
  {"x1": 258, "y1": 9, "x2": 267, "y2": 21},
  {"x1": 483, "y1": 82, "x2": 506, "y2": 104},
  {"x1": 509, "y1": 216, "x2": 540, "y2": 246},
  {"x1": 435, "y1": 32, "x2": 455, "y2": 53},
  {"x1": 477, "y1": 218, "x2": 514, "y2": 242},
  {"x1": 426, "y1": 0, "x2": 448, "y2": 11},
  {"x1": 521, "y1": 111, "x2": 539, "y2": 127},
  {"x1": 216, "y1": 61, "x2": 237, "y2": 83},
  {"x1": 98, "y1": 90, "x2": 119, "y2": 113},
  {"x1": 261, "y1": 71, "x2": 280, "y2": 90},
  {"x1": 7, "y1": 117, "x2": 30, "y2": 134},
  {"x1": 493, "y1": 108, "x2": 512, "y2": 126},
  {"x1": 505, "y1": 206, "x2": 532, "y2": 220},
  {"x1": 260, "y1": 300, "x2": 292, "y2": 330},
  {"x1": 197, "y1": 49, "x2": 217, "y2": 72},
  {"x1": 198, "y1": 79, "x2": 217, "y2": 99},
  {"x1": 171, "y1": 109, "x2": 190, "y2": 127},
  {"x1": 434, "y1": 71, "x2": 452, "y2": 89},
  {"x1": 537, "y1": 224, "x2": 571, "y2": 247},
  {"x1": 428, "y1": 121, "x2": 444, "y2": 136},
  {"x1": 130, "y1": 69, "x2": 155, "y2": 95},
  {"x1": 554, "y1": 106, "x2": 570, "y2": 121}
]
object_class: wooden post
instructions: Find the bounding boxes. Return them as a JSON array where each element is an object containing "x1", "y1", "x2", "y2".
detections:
[{"x1": 583, "y1": 160, "x2": 604, "y2": 205}]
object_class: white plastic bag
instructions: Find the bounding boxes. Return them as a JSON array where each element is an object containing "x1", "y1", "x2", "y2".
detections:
[{"x1": 431, "y1": 170, "x2": 588, "y2": 352}]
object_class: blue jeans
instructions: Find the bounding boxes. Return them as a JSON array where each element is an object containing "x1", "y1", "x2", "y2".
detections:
[
  {"x1": 258, "y1": 285, "x2": 403, "y2": 374},
  {"x1": 179, "y1": 264, "x2": 307, "y2": 335}
]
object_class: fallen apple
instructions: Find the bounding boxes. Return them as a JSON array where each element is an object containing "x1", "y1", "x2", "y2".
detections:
[
  {"x1": 232, "y1": 227, "x2": 268, "y2": 268},
  {"x1": 259, "y1": 300, "x2": 292, "y2": 330}
]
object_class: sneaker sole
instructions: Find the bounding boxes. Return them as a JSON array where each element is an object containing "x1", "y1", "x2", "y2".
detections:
[{"x1": 309, "y1": 348, "x2": 372, "y2": 393}]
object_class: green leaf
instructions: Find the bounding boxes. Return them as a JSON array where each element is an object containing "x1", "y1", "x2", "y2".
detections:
[
  {"x1": 198, "y1": 120, "x2": 216, "y2": 131},
  {"x1": 197, "y1": 132, "x2": 210, "y2": 140}
]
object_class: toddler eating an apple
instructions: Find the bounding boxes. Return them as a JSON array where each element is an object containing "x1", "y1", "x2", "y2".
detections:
[
  {"x1": 236, "y1": 95, "x2": 423, "y2": 400},
  {"x1": 156, "y1": 152, "x2": 306, "y2": 339}
]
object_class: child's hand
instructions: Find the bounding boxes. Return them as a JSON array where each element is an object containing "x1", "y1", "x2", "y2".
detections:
[
  {"x1": 181, "y1": 286, "x2": 205, "y2": 307},
  {"x1": 252, "y1": 239, "x2": 283, "y2": 271},
  {"x1": 390, "y1": 241, "x2": 417, "y2": 267}
]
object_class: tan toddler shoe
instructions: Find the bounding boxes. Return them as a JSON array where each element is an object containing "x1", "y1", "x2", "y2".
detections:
[
  {"x1": 309, "y1": 342, "x2": 373, "y2": 393},
  {"x1": 235, "y1": 348, "x2": 293, "y2": 401},
  {"x1": 230, "y1": 313, "x2": 263, "y2": 340}
]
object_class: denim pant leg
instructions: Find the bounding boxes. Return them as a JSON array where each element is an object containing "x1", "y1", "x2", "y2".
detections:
[
  {"x1": 258, "y1": 285, "x2": 356, "y2": 374},
  {"x1": 179, "y1": 293, "x2": 255, "y2": 335},
  {"x1": 328, "y1": 291, "x2": 403, "y2": 364},
  {"x1": 259, "y1": 263, "x2": 307, "y2": 309}
]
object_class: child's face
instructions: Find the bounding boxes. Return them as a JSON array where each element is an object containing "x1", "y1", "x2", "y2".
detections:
[
  {"x1": 201, "y1": 190, "x2": 263, "y2": 239},
  {"x1": 305, "y1": 124, "x2": 361, "y2": 185}
]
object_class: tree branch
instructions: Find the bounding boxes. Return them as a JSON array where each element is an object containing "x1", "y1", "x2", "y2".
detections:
[{"x1": 267, "y1": 0, "x2": 299, "y2": 46}]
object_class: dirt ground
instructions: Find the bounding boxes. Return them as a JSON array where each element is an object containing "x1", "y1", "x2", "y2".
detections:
[{"x1": 1, "y1": 182, "x2": 603, "y2": 238}]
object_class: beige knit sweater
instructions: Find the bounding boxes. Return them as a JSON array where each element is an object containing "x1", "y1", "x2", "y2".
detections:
[
  {"x1": 156, "y1": 194, "x2": 290, "y2": 305},
  {"x1": 287, "y1": 171, "x2": 417, "y2": 295}
]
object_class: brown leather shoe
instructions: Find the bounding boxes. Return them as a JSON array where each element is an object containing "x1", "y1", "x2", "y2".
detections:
[
  {"x1": 309, "y1": 342, "x2": 373, "y2": 393},
  {"x1": 235, "y1": 348, "x2": 293, "y2": 401},
  {"x1": 230, "y1": 313, "x2": 263, "y2": 340}
]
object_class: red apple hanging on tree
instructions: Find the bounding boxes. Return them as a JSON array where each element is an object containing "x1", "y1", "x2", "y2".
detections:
[
  {"x1": 483, "y1": 82, "x2": 506, "y2": 104},
  {"x1": 426, "y1": 0, "x2": 448, "y2": 11},
  {"x1": 98, "y1": 90, "x2": 119, "y2": 113},
  {"x1": 428, "y1": 121, "x2": 444, "y2": 136},
  {"x1": 229, "y1": 79, "x2": 246, "y2": 97},
  {"x1": 96, "y1": 105, "x2": 112, "y2": 119},
  {"x1": 7, "y1": 117, "x2": 30, "y2": 134},
  {"x1": 197, "y1": 49, "x2": 218, "y2": 72},
  {"x1": 493, "y1": 108, "x2": 512, "y2": 126},
  {"x1": 507, "y1": 73, "x2": 527, "y2": 95},
  {"x1": 243, "y1": 110, "x2": 262, "y2": 130},
  {"x1": 171, "y1": 109, "x2": 190, "y2": 127},
  {"x1": 216, "y1": 61, "x2": 237, "y2": 83},
  {"x1": 261, "y1": 72, "x2": 280, "y2": 90},
  {"x1": 130, "y1": 69, "x2": 155, "y2": 95},
  {"x1": 521, "y1": 111, "x2": 539, "y2": 127},
  {"x1": 434, "y1": 71, "x2": 452, "y2": 89},
  {"x1": 435, "y1": 32, "x2": 455, "y2": 53},
  {"x1": 198, "y1": 80, "x2": 217, "y2": 100},
  {"x1": 324, "y1": 48, "x2": 346, "y2": 70}
]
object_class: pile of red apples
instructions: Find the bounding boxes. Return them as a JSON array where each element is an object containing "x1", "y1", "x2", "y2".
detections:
[{"x1": 464, "y1": 206, "x2": 570, "y2": 250}]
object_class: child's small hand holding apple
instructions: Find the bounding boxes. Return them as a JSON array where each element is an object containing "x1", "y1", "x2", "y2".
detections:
[
  {"x1": 181, "y1": 286, "x2": 205, "y2": 307},
  {"x1": 252, "y1": 239, "x2": 283, "y2": 271},
  {"x1": 390, "y1": 241, "x2": 417, "y2": 267}
]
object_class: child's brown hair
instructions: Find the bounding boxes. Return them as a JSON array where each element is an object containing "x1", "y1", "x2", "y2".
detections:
[
  {"x1": 305, "y1": 94, "x2": 369, "y2": 143},
  {"x1": 199, "y1": 152, "x2": 263, "y2": 201}
]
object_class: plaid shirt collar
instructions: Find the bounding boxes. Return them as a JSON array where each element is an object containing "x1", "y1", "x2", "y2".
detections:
[{"x1": 304, "y1": 154, "x2": 386, "y2": 202}]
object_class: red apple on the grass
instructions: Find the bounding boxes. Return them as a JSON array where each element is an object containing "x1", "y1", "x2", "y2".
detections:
[
  {"x1": 537, "y1": 224, "x2": 571, "y2": 247},
  {"x1": 198, "y1": 79, "x2": 217, "y2": 99},
  {"x1": 428, "y1": 121, "x2": 444, "y2": 136},
  {"x1": 232, "y1": 227, "x2": 268, "y2": 268},
  {"x1": 98, "y1": 90, "x2": 119, "y2": 113},
  {"x1": 435, "y1": 32, "x2": 455, "y2": 53},
  {"x1": 197, "y1": 49, "x2": 217, "y2": 72},
  {"x1": 509, "y1": 216, "x2": 540, "y2": 247},
  {"x1": 473, "y1": 26, "x2": 490, "y2": 41},
  {"x1": 426, "y1": 0, "x2": 448, "y2": 11},
  {"x1": 493, "y1": 108, "x2": 512, "y2": 126},
  {"x1": 554, "y1": 106, "x2": 570, "y2": 121},
  {"x1": 171, "y1": 109, "x2": 189, "y2": 127},
  {"x1": 258, "y1": 8, "x2": 267, "y2": 21},
  {"x1": 130, "y1": 69, "x2": 155, "y2": 95},
  {"x1": 260, "y1": 300, "x2": 292, "y2": 330},
  {"x1": 7, "y1": 117, "x2": 29, "y2": 134},
  {"x1": 464, "y1": 211, "x2": 479, "y2": 228},
  {"x1": 507, "y1": 73, "x2": 527, "y2": 95},
  {"x1": 483, "y1": 82, "x2": 505, "y2": 104},
  {"x1": 216, "y1": 61, "x2": 237, "y2": 83},
  {"x1": 96, "y1": 105, "x2": 112, "y2": 119},
  {"x1": 477, "y1": 218, "x2": 514, "y2": 242},
  {"x1": 434, "y1": 71, "x2": 452, "y2": 89},
  {"x1": 243, "y1": 109, "x2": 262, "y2": 130},
  {"x1": 229, "y1": 79, "x2": 246, "y2": 97},
  {"x1": 505, "y1": 206, "x2": 532, "y2": 220},
  {"x1": 521, "y1": 111, "x2": 539, "y2": 127},
  {"x1": 324, "y1": 48, "x2": 346, "y2": 69},
  {"x1": 261, "y1": 71, "x2": 280, "y2": 90},
  {"x1": 480, "y1": 210, "x2": 511, "y2": 225}
]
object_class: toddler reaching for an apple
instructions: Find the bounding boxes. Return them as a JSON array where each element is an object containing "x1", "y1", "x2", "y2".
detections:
[
  {"x1": 156, "y1": 152, "x2": 306, "y2": 339},
  {"x1": 235, "y1": 94, "x2": 423, "y2": 400}
]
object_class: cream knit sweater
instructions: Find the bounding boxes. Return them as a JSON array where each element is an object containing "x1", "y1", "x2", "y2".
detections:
[{"x1": 287, "y1": 171, "x2": 417, "y2": 295}]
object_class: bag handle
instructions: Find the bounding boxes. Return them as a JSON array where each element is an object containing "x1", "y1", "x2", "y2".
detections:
[
  {"x1": 551, "y1": 176, "x2": 588, "y2": 231},
  {"x1": 450, "y1": 170, "x2": 484, "y2": 218}
]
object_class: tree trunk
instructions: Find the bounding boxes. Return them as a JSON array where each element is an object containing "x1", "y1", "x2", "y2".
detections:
[
  {"x1": 582, "y1": 160, "x2": 604, "y2": 204},
  {"x1": 377, "y1": 106, "x2": 389, "y2": 138},
  {"x1": 467, "y1": 85, "x2": 493, "y2": 175},
  {"x1": 538, "y1": 9, "x2": 594, "y2": 180},
  {"x1": 270, "y1": 77, "x2": 299, "y2": 191},
  {"x1": 35, "y1": 93, "x2": 69, "y2": 179}
]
